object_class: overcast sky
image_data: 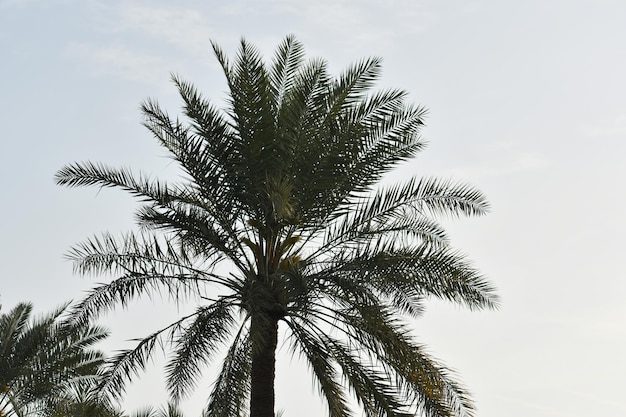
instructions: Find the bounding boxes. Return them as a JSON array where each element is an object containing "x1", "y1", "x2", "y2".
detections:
[{"x1": 2, "y1": 1, "x2": 625, "y2": 416}]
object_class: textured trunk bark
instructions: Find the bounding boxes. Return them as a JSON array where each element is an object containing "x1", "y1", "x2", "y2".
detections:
[{"x1": 250, "y1": 316, "x2": 279, "y2": 417}]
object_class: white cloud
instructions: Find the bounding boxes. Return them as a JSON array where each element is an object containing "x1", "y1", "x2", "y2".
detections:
[
  {"x1": 115, "y1": 4, "x2": 216, "y2": 56},
  {"x1": 60, "y1": 1, "x2": 438, "y2": 86},
  {"x1": 582, "y1": 113, "x2": 626, "y2": 138},
  {"x1": 207, "y1": 0, "x2": 438, "y2": 53},
  {"x1": 62, "y1": 3, "x2": 224, "y2": 86},
  {"x1": 270, "y1": 0, "x2": 437, "y2": 47},
  {"x1": 0, "y1": 0, "x2": 75, "y2": 7},
  {"x1": 443, "y1": 141, "x2": 550, "y2": 179},
  {"x1": 65, "y1": 42, "x2": 170, "y2": 86}
]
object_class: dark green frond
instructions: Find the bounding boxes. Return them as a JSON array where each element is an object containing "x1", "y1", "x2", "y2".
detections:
[
  {"x1": 326, "y1": 176, "x2": 487, "y2": 245},
  {"x1": 285, "y1": 320, "x2": 352, "y2": 417},
  {"x1": 69, "y1": 274, "x2": 202, "y2": 329},
  {"x1": 270, "y1": 34, "x2": 306, "y2": 112},
  {"x1": 326, "y1": 339, "x2": 411, "y2": 417},
  {"x1": 205, "y1": 328, "x2": 251, "y2": 417},
  {"x1": 392, "y1": 346, "x2": 475, "y2": 417},
  {"x1": 54, "y1": 161, "x2": 177, "y2": 205},
  {"x1": 133, "y1": 205, "x2": 248, "y2": 271},
  {"x1": 165, "y1": 302, "x2": 236, "y2": 401},
  {"x1": 66, "y1": 232, "x2": 198, "y2": 277},
  {"x1": 323, "y1": 245, "x2": 498, "y2": 311},
  {"x1": 141, "y1": 87, "x2": 239, "y2": 221},
  {"x1": 327, "y1": 57, "x2": 383, "y2": 114},
  {"x1": 97, "y1": 315, "x2": 194, "y2": 401}
]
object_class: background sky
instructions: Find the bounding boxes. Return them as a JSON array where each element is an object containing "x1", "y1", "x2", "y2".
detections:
[{"x1": 2, "y1": 0, "x2": 625, "y2": 416}]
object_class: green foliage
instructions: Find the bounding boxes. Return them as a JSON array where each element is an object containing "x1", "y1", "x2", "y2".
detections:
[
  {"x1": 0, "y1": 302, "x2": 108, "y2": 417},
  {"x1": 55, "y1": 35, "x2": 498, "y2": 417}
]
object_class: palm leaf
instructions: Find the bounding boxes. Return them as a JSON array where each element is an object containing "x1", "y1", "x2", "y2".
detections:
[
  {"x1": 165, "y1": 302, "x2": 236, "y2": 401},
  {"x1": 205, "y1": 327, "x2": 251, "y2": 417}
]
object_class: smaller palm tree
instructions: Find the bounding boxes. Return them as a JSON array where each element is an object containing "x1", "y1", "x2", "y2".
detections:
[
  {"x1": 45, "y1": 380, "x2": 124, "y2": 417},
  {"x1": 128, "y1": 403, "x2": 188, "y2": 417},
  {"x1": 0, "y1": 302, "x2": 108, "y2": 417}
]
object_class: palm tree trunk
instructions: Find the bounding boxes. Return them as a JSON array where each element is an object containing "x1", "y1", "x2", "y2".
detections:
[{"x1": 250, "y1": 316, "x2": 278, "y2": 417}]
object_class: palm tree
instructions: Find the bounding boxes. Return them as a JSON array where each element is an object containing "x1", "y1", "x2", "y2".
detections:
[
  {"x1": 46, "y1": 379, "x2": 123, "y2": 417},
  {"x1": 49, "y1": 392, "x2": 185, "y2": 417},
  {"x1": 0, "y1": 302, "x2": 108, "y2": 417},
  {"x1": 126, "y1": 403, "x2": 189, "y2": 417},
  {"x1": 55, "y1": 35, "x2": 498, "y2": 417}
]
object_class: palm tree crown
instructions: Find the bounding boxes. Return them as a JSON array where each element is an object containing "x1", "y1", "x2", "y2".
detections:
[
  {"x1": 55, "y1": 35, "x2": 498, "y2": 417},
  {"x1": 0, "y1": 302, "x2": 108, "y2": 417}
]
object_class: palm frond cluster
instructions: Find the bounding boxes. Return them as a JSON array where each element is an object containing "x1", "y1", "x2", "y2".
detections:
[
  {"x1": 55, "y1": 36, "x2": 498, "y2": 417},
  {"x1": 0, "y1": 303, "x2": 108, "y2": 417}
]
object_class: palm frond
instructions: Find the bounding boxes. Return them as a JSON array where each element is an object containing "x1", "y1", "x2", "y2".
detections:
[
  {"x1": 327, "y1": 57, "x2": 383, "y2": 114},
  {"x1": 326, "y1": 339, "x2": 411, "y2": 417},
  {"x1": 54, "y1": 161, "x2": 181, "y2": 206},
  {"x1": 325, "y1": 303, "x2": 473, "y2": 417},
  {"x1": 270, "y1": 34, "x2": 306, "y2": 110},
  {"x1": 165, "y1": 302, "x2": 237, "y2": 401},
  {"x1": 205, "y1": 327, "x2": 251, "y2": 417},
  {"x1": 66, "y1": 231, "x2": 213, "y2": 279},
  {"x1": 97, "y1": 314, "x2": 195, "y2": 401},
  {"x1": 285, "y1": 320, "x2": 352, "y2": 417},
  {"x1": 324, "y1": 176, "x2": 487, "y2": 250},
  {"x1": 321, "y1": 244, "x2": 498, "y2": 310}
]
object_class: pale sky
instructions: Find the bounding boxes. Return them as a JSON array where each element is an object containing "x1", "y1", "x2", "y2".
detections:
[{"x1": 2, "y1": 1, "x2": 625, "y2": 416}]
